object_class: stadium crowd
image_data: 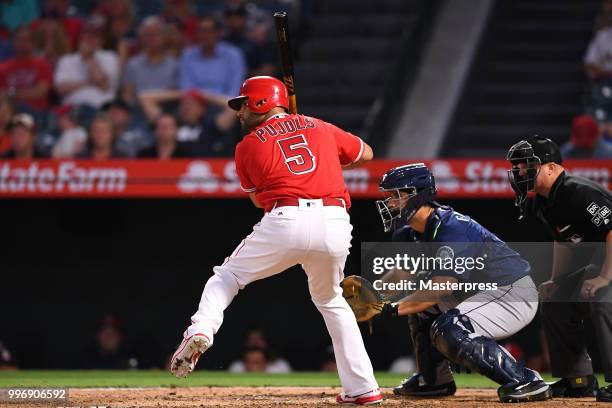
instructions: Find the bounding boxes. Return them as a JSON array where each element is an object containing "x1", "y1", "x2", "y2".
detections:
[
  {"x1": 0, "y1": 0, "x2": 296, "y2": 160},
  {"x1": 574, "y1": 0, "x2": 612, "y2": 158}
]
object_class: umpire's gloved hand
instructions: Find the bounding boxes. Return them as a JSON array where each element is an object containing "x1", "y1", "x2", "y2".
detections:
[{"x1": 381, "y1": 302, "x2": 399, "y2": 317}]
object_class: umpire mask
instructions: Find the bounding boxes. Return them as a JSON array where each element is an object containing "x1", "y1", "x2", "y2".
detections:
[{"x1": 506, "y1": 136, "x2": 562, "y2": 219}]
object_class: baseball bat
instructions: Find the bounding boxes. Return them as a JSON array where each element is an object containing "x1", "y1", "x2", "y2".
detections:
[{"x1": 274, "y1": 11, "x2": 297, "y2": 114}]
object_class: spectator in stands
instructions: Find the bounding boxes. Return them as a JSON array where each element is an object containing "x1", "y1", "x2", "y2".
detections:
[
  {"x1": 1, "y1": 113, "x2": 44, "y2": 159},
  {"x1": 560, "y1": 114, "x2": 612, "y2": 158},
  {"x1": 84, "y1": 314, "x2": 138, "y2": 369},
  {"x1": 228, "y1": 326, "x2": 291, "y2": 373},
  {"x1": 102, "y1": 99, "x2": 150, "y2": 158},
  {"x1": 585, "y1": 24, "x2": 612, "y2": 81},
  {"x1": 177, "y1": 90, "x2": 234, "y2": 156},
  {"x1": 0, "y1": 339, "x2": 17, "y2": 369},
  {"x1": 93, "y1": 0, "x2": 136, "y2": 67},
  {"x1": 54, "y1": 17, "x2": 120, "y2": 110},
  {"x1": 596, "y1": 0, "x2": 612, "y2": 32},
  {"x1": 138, "y1": 88, "x2": 236, "y2": 156},
  {"x1": 138, "y1": 113, "x2": 189, "y2": 159},
  {"x1": 179, "y1": 16, "x2": 246, "y2": 98},
  {"x1": 78, "y1": 113, "x2": 123, "y2": 160},
  {"x1": 225, "y1": 0, "x2": 274, "y2": 45},
  {"x1": 163, "y1": 17, "x2": 187, "y2": 59},
  {"x1": 31, "y1": 11, "x2": 71, "y2": 67},
  {"x1": 160, "y1": 0, "x2": 198, "y2": 45},
  {"x1": 596, "y1": 117, "x2": 612, "y2": 151},
  {"x1": 176, "y1": 90, "x2": 221, "y2": 156},
  {"x1": 0, "y1": 38, "x2": 13, "y2": 62},
  {"x1": 51, "y1": 105, "x2": 87, "y2": 158},
  {"x1": 584, "y1": 25, "x2": 612, "y2": 121},
  {"x1": 31, "y1": 0, "x2": 83, "y2": 51},
  {"x1": 0, "y1": 0, "x2": 39, "y2": 34},
  {"x1": 232, "y1": 347, "x2": 272, "y2": 373},
  {"x1": 599, "y1": 109, "x2": 612, "y2": 147},
  {"x1": 122, "y1": 17, "x2": 178, "y2": 104},
  {"x1": 223, "y1": 4, "x2": 275, "y2": 77},
  {"x1": 0, "y1": 96, "x2": 13, "y2": 154},
  {"x1": 0, "y1": 26, "x2": 53, "y2": 112}
]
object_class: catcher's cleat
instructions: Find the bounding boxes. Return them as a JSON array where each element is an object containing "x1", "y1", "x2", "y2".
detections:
[
  {"x1": 393, "y1": 373, "x2": 456, "y2": 397},
  {"x1": 170, "y1": 333, "x2": 210, "y2": 378},
  {"x1": 596, "y1": 384, "x2": 612, "y2": 403},
  {"x1": 549, "y1": 375, "x2": 598, "y2": 398},
  {"x1": 336, "y1": 388, "x2": 383, "y2": 405},
  {"x1": 498, "y1": 380, "x2": 551, "y2": 403}
]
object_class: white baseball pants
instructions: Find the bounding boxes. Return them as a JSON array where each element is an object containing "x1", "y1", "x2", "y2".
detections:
[
  {"x1": 439, "y1": 275, "x2": 539, "y2": 339},
  {"x1": 185, "y1": 199, "x2": 379, "y2": 395}
]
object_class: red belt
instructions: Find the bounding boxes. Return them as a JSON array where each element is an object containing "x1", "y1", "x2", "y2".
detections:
[{"x1": 273, "y1": 197, "x2": 345, "y2": 209}]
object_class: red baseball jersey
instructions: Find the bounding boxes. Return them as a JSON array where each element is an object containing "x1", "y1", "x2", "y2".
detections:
[
  {"x1": 0, "y1": 58, "x2": 53, "y2": 110},
  {"x1": 235, "y1": 114, "x2": 365, "y2": 212}
]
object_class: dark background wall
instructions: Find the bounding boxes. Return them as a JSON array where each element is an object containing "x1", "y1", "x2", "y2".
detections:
[{"x1": 1, "y1": 198, "x2": 552, "y2": 370}]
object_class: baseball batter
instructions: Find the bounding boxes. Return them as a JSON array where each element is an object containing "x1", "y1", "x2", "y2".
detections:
[
  {"x1": 374, "y1": 163, "x2": 551, "y2": 403},
  {"x1": 170, "y1": 76, "x2": 382, "y2": 405}
]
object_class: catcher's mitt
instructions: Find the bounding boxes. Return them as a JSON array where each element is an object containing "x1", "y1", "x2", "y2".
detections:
[{"x1": 340, "y1": 275, "x2": 386, "y2": 322}]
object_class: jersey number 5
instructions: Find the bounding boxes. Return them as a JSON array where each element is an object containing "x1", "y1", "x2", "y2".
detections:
[{"x1": 277, "y1": 134, "x2": 316, "y2": 175}]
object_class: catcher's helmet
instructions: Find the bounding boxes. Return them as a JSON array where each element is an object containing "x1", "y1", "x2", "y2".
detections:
[
  {"x1": 228, "y1": 76, "x2": 289, "y2": 113},
  {"x1": 506, "y1": 136, "x2": 562, "y2": 219},
  {"x1": 376, "y1": 163, "x2": 437, "y2": 232}
]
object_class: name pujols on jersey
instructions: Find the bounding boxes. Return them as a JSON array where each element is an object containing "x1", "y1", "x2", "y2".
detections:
[{"x1": 253, "y1": 116, "x2": 316, "y2": 142}]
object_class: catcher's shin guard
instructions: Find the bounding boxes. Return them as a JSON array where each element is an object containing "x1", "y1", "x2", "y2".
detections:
[{"x1": 430, "y1": 309, "x2": 527, "y2": 386}]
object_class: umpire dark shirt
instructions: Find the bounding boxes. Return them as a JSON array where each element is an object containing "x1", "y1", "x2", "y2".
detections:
[{"x1": 535, "y1": 171, "x2": 612, "y2": 243}]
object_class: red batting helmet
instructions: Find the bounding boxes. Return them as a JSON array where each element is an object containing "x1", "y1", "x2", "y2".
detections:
[{"x1": 228, "y1": 76, "x2": 289, "y2": 113}]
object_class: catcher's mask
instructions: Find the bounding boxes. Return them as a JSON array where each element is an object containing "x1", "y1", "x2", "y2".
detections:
[
  {"x1": 506, "y1": 136, "x2": 562, "y2": 219},
  {"x1": 376, "y1": 163, "x2": 436, "y2": 232}
]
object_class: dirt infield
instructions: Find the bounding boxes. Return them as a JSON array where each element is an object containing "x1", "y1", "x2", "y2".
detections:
[{"x1": 61, "y1": 387, "x2": 605, "y2": 407}]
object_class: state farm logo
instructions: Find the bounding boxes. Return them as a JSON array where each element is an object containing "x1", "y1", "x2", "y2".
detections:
[
  {"x1": 178, "y1": 161, "x2": 240, "y2": 193},
  {"x1": 464, "y1": 161, "x2": 510, "y2": 192},
  {"x1": 430, "y1": 160, "x2": 510, "y2": 193},
  {"x1": 0, "y1": 161, "x2": 127, "y2": 193}
]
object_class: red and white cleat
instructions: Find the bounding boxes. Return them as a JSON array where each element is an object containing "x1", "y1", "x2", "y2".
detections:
[
  {"x1": 336, "y1": 388, "x2": 383, "y2": 405},
  {"x1": 170, "y1": 333, "x2": 210, "y2": 378}
]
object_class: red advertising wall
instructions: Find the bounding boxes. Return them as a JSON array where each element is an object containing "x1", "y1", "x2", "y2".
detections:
[{"x1": 0, "y1": 158, "x2": 609, "y2": 198}]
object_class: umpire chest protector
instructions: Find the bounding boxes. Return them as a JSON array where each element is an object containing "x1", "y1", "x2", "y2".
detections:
[{"x1": 535, "y1": 171, "x2": 612, "y2": 243}]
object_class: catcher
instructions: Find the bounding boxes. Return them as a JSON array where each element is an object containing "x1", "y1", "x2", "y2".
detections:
[{"x1": 343, "y1": 163, "x2": 551, "y2": 403}]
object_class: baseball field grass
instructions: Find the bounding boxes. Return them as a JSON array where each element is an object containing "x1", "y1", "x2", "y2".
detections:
[{"x1": 0, "y1": 370, "x2": 606, "y2": 388}]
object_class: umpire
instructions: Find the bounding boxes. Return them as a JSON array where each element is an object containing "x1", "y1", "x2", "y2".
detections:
[{"x1": 506, "y1": 136, "x2": 612, "y2": 402}]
